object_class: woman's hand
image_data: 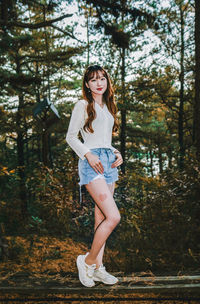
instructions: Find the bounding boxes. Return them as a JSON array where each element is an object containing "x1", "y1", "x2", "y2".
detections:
[
  {"x1": 111, "y1": 150, "x2": 123, "y2": 168},
  {"x1": 85, "y1": 152, "x2": 104, "y2": 174}
]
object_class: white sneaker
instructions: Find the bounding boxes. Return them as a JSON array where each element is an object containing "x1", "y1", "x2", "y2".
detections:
[
  {"x1": 76, "y1": 253, "x2": 96, "y2": 287},
  {"x1": 93, "y1": 265, "x2": 118, "y2": 285}
]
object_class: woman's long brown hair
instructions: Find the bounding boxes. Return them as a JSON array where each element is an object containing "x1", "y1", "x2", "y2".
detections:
[{"x1": 82, "y1": 65, "x2": 118, "y2": 134}]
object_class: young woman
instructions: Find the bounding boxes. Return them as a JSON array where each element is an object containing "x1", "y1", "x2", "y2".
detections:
[{"x1": 66, "y1": 65, "x2": 123, "y2": 288}]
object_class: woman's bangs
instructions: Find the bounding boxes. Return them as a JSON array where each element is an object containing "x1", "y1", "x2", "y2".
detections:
[{"x1": 87, "y1": 69, "x2": 106, "y2": 81}]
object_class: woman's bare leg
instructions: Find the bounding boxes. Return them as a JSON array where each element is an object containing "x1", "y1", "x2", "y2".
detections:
[
  {"x1": 95, "y1": 182, "x2": 115, "y2": 268},
  {"x1": 85, "y1": 179, "x2": 120, "y2": 266}
]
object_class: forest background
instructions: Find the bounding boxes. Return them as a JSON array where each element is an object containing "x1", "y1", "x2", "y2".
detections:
[{"x1": 0, "y1": 0, "x2": 200, "y2": 276}]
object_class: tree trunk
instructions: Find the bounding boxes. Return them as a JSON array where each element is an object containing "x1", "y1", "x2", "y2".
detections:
[
  {"x1": 149, "y1": 147, "x2": 154, "y2": 177},
  {"x1": 16, "y1": 56, "x2": 28, "y2": 219},
  {"x1": 120, "y1": 46, "x2": 126, "y2": 174},
  {"x1": 72, "y1": 151, "x2": 77, "y2": 202},
  {"x1": 37, "y1": 135, "x2": 41, "y2": 162},
  {"x1": 167, "y1": 146, "x2": 172, "y2": 169},
  {"x1": 43, "y1": 5, "x2": 51, "y2": 101},
  {"x1": 16, "y1": 94, "x2": 28, "y2": 219},
  {"x1": 194, "y1": 0, "x2": 200, "y2": 161},
  {"x1": 0, "y1": 224, "x2": 8, "y2": 261},
  {"x1": 42, "y1": 129, "x2": 49, "y2": 166},
  {"x1": 48, "y1": 133, "x2": 53, "y2": 168},
  {"x1": 158, "y1": 142, "x2": 163, "y2": 174},
  {"x1": 178, "y1": 3, "x2": 185, "y2": 169},
  {"x1": 86, "y1": 5, "x2": 91, "y2": 65}
]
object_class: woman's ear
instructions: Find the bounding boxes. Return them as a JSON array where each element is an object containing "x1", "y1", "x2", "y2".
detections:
[{"x1": 85, "y1": 82, "x2": 89, "y2": 89}]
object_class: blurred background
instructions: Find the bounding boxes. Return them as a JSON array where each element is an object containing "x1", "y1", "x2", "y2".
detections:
[{"x1": 0, "y1": 0, "x2": 199, "y2": 275}]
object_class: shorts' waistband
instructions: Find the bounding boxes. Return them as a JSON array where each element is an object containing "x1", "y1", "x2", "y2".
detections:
[{"x1": 90, "y1": 147, "x2": 113, "y2": 152}]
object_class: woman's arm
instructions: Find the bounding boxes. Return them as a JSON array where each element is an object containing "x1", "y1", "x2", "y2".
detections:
[
  {"x1": 111, "y1": 148, "x2": 123, "y2": 168},
  {"x1": 110, "y1": 146, "x2": 120, "y2": 154},
  {"x1": 66, "y1": 100, "x2": 90, "y2": 160}
]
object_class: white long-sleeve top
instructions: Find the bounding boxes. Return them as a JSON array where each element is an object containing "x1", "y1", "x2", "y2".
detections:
[{"x1": 66, "y1": 99, "x2": 116, "y2": 160}]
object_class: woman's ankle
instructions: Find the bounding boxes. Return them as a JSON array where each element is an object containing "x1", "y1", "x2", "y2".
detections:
[
  {"x1": 95, "y1": 261, "x2": 102, "y2": 269},
  {"x1": 85, "y1": 254, "x2": 96, "y2": 266}
]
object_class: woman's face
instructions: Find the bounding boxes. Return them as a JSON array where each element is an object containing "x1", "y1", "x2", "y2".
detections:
[{"x1": 86, "y1": 71, "x2": 107, "y2": 96}]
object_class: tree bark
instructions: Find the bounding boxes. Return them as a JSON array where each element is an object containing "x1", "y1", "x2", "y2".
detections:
[
  {"x1": 16, "y1": 94, "x2": 28, "y2": 219},
  {"x1": 16, "y1": 57, "x2": 28, "y2": 219},
  {"x1": 194, "y1": 0, "x2": 200, "y2": 161},
  {"x1": 120, "y1": 46, "x2": 126, "y2": 174},
  {"x1": 43, "y1": 6, "x2": 51, "y2": 101},
  {"x1": 178, "y1": 3, "x2": 185, "y2": 169},
  {"x1": 167, "y1": 145, "x2": 172, "y2": 169},
  {"x1": 158, "y1": 142, "x2": 163, "y2": 174},
  {"x1": 149, "y1": 147, "x2": 154, "y2": 177},
  {"x1": 86, "y1": 5, "x2": 91, "y2": 65},
  {"x1": 72, "y1": 151, "x2": 77, "y2": 202},
  {"x1": 0, "y1": 224, "x2": 8, "y2": 261},
  {"x1": 42, "y1": 129, "x2": 49, "y2": 166}
]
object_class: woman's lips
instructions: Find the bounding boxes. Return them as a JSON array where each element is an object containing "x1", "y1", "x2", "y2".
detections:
[{"x1": 97, "y1": 88, "x2": 103, "y2": 91}]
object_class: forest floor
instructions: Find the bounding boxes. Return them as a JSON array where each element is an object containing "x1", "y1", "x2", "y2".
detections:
[
  {"x1": 0, "y1": 236, "x2": 200, "y2": 304},
  {"x1": 0, "y1": 235, "x2": 121, "y2": 275}
]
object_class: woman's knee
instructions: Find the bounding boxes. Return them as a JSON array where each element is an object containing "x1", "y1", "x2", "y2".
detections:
[
  {"x1": 108, "y1": 211, "x2": 121, "y2": 227},
  {"x1": 95, "y1": 207, "x2": 105, "y2": 224},
  {"x1": 94, "y1": 216, "x2": 105, "y2": 230}
]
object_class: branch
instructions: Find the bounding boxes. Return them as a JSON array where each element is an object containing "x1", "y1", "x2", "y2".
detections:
[
  {"x1": 0, "y1": 14, "x2": 73, "y2": 29},
  {"x1": 51, "y1": 25, "x2": 83, "y2": 43},
  {"x1": 86, "y1": 0, "x2": 152, "y2": 20},
  {"x1": 23, "y1": 48, "x2": 86, "y2": 62}
]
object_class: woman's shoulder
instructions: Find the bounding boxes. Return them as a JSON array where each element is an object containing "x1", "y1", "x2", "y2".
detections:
[
  {"x1": 74, "y1": 99, "x2": 88, "y2": 109},
  {"x1": 77, "y1": 99, "x2": 88, "y2": 105},
  {"x1": 72, "y1": 100, "x2": 88, "y2": 119},
  {"x1": 79, "y1": 99, "x2": 88, "y2": 105}
]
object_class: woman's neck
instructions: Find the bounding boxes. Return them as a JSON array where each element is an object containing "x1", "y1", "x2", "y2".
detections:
[{"x1": 92, "y1": 94, "x2": 104, "y2": 105}]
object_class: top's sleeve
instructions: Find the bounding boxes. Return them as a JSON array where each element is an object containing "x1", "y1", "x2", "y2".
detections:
[{"x1": 66, "y1": 100, "x2": 90, "y2": 160}]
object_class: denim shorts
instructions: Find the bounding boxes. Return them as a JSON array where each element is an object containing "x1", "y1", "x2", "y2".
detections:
[{"x1": 78, "y1": 148, "x2": 119, "y2": 201}]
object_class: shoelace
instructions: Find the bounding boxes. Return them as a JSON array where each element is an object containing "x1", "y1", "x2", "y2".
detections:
[
  {"x1": 97, "y1": 265, "x2": 109, "y2": 277},
  {"x1": 86, "y1": 264, "x2": 96, "y2": 278}
]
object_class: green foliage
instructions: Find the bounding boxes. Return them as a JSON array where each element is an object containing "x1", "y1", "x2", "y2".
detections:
[
  {"x1": 114, "y1": 159, "x2": 200, "y2": 272},
  {"x1": 26, "y1": 164, "x2": 74, "y2": 235}
]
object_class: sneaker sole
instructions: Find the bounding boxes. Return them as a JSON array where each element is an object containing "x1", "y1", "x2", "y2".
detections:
[
  {"x1": 93, "y1": 276, "x2": 118, "y2": 285},
  {"x1": 76, "y1": 255, "x2": 95, "y2": 288}
]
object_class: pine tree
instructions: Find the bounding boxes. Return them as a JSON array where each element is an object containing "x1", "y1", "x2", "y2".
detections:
[
  {"x1": 79, "y1": 0, "x2": 157, "y2": 173},
  {"x1": 0, "y1": 0, "x2": 86, "y2": 220},
  {"x1": 194, "y1": 0, "x2": 200, "y2": 161}
]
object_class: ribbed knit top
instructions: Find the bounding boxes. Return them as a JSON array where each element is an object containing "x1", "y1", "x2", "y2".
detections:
[{"x1": 66, "y1": 99, "x2": 116, "y2": 160}]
